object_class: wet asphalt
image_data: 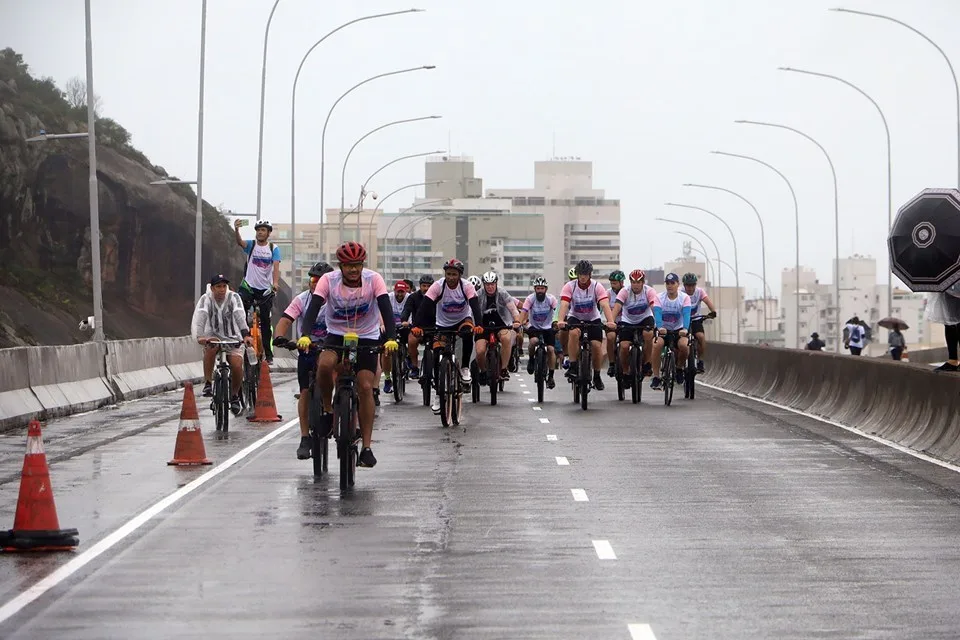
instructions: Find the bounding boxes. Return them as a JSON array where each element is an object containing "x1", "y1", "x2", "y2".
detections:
[{"x1": 1, "y1": 368, "x2": 960, "y2": 639}]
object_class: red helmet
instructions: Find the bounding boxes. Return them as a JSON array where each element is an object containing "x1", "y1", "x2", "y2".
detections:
[
  {"x1": 629, "y1": 269, "x2": 646, "y2": 282},
  {"x1": 443, "y1": 258, "x2": 465, "y2": 274},
  {"x1": 336, "y1": 241, "x2": 367, "y2": 264},
  {"x1": 394, "y1": 280, "x2": 409, "y2": 292}
]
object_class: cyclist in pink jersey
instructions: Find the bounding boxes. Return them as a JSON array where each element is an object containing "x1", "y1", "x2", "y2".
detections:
[
  {"x1": 297, "y1": 242, "x2": 399, "y2": 469},
  {"x1": 681, "y1": 272, "x2": 717, "y2": 373},
  {"x1": 556, "y1": 260, "x2": 617, "y2": 391}
]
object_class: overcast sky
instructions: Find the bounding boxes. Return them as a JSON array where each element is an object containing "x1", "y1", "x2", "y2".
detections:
[{"x1": 4, "y1": 0, "x2": 959, "y2": 296}]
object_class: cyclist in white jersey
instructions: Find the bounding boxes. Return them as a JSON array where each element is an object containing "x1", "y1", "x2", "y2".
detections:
[
  {"x1": 681, "y1": 272, "x2": 718, "y2": 373},
  {"x1": 654, "y1": 272, "x2": 692, "y2": 390},
  {"x1": 519, "y1": 276, "x2": 558, "y2": 389},
  {"x1": 605, "y1": 270, "x2": 626, "y2": 377},
  {"x1": 557, "y1": 260, "x2": 617, "y2": 391},
  {"x1": 611, "y1": 269, "x2": 661, "y2": 384},
  {"x1": 380, "y1": 280, "x2": 410, "y2": 394}
]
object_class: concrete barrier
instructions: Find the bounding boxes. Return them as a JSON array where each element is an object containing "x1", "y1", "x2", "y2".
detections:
[
  {"x1": 0, "y1": 347, "x2": 44, "y2": 430},
  {"x1": 163, "y1": 336, "x2": 204, "y2": 383},
  {"x1": 27, "y1": 343, "x2": 115, "y2": 418},
  {"x1": 105, "y1": 338, "x2": 179, "y2": 400},
  {"x1": 703, "y1": 343, "x2": 960, "y2": 465}
]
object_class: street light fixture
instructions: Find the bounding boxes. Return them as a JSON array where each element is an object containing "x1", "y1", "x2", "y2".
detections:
[
  {"x1": 665, "y1": 202, "x2": 742, "y2": 343},
  {"x1": 778, "y1": 66, "x2": 892, "y2": 328},
  {"x1": 25, "y1": 132, "x2": 88, "y2": 142},
  {"x1": 319, "y1": 65, "x2": 437, "y2": 248},
  {"x1": 672, "y1": 231, "x2": 716, "y2": 286},
  {"x1": 733, "y1": 120, "x2": 841, "y2": 351},
  {"x1": 150, "y1": 179, "x2": 198, "y2": 185},
  {"x1": 286, "y1": 9, "x2": 424, "y2": 276}
]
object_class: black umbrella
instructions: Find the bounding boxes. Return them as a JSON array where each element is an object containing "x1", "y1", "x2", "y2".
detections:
[{"x1": 888, "y1": 188, "x2": 960, "y2": 292}]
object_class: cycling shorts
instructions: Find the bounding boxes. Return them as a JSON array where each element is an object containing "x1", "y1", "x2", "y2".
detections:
[
  {"x1": 324, "y1": 333, "x2": 379, "y2": 374},
  {"x1": 618, "y1": 316, "x2": 656, "y2": 342},
  {"x1": 476, "y1": 324, "x2": 512, "y2": 343},
  {"x1": 297, "y1": 349, "x2": 319, "y2": 390},
  {"x1": 526, "y1": 328, "x2": 557, "y2": 347},
  {"x1": 565, "y1": 317, "x2": 603, "y2": 342},
  {"x1": 690, "y1": 319, "x2": 705, "y2": 336}
]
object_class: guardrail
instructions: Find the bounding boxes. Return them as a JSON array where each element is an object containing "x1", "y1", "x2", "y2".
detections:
[
  {"x1": 0, "y1": 337, "x2": 296, "y2": 431},
  {"x1": 702, "y1": 343, "x2": 960, "y2": 466}
]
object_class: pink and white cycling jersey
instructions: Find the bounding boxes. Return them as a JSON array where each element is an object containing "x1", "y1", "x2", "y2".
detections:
[
  {"x1": 685, "y1": 286, "x2": 710, "y2": 316},
  {"x1": 284, "y1": 290, "x2": 328, "y2": 340},
  {"x1": 617, "y1": 285, "x2": 660, "y2": 324},
  {"x1": 658, "y1": 290, "x2": 692, "y2": 331},
  {"x1": 425, "y1": 279, "x2": 478, "y2": 326},
  {"x1": 560, "y1": 280, "x2": 608, "y2": 321},
  {"x1": 313, "y1": 268, "x2": 388, "y2": 340},
  {"x1": 522, "y1": 293, "x2": 558, "y2": 330}
]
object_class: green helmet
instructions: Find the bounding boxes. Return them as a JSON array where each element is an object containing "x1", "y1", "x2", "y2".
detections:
[
  {"x1": 609, "y1": 270, "x2": 626, "y2": 282},
  {"x1": 682, "y1": 272, "x2": 698, "y2": 285},
  {"x1": 567, "y1": 267, "x2": 577, "y2": 280}
]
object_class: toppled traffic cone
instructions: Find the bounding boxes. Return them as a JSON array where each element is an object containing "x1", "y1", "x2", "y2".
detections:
[
  {"x1": 0, "y1": 420, "x2": 79, "y2": 552},
  {"x1": 247, "y1": 363, "x2": 282, "y2": 422},
  {"x1": 168, "y1": 382, "x2": 212, "y2": 466}
]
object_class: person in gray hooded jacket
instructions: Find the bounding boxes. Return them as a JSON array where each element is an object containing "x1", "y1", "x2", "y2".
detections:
[{"x1": 474, "y1": 271, "x2": 521, "y2": 384}]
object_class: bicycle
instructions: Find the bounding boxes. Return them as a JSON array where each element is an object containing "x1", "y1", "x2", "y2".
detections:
[
  {"x1": 389, "y1": 342, "x2": 407, "y2": 404},
  {"x1": 658, "y1": 330, "x2": 682, "y2": 407},
  {"x1": 279, "y1": 339, "x2": 328, "y2": 478},
  {"x1": 684, "y1": 314, "x2": 714, "y2": 400},
  {"x1": 483, "y1": 329, "x2": 506, "y2": 406},
  {"x1": 563, "y1": 319, "x2": 598, "y2": 411},
  {"x1": 420, "y1": 329, "x2": 466, "y2": 428},
  {"x1": 207, "y1": 339, "x2": 242, "y2": 433},
  {"x1": 242, "y1": 290, "x2": 274, "y2": 413},
  {"x1": 527, "y1": 328, "x2": 551, "y2": 403},
  {"x1": 508, "y1": 331, "x2": 522, "y2": 373},
  {"x1": 616, "y1": 323, "x2": 645, "y2": 405}
]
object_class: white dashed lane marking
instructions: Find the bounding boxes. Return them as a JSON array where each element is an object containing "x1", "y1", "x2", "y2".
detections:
[
  {"x1": 592, "y1": 540, "x2": 617, "y2": 560},
  {"x1": 546, "y1": 434, "x2": 558, "y2": 441},
  {"x1": 571, "y1": 489, "x2": 588, "y2": 501},
  {"x1": 539, "y1": 417, "x2": 550, "y2": 424},
  {"x1": 628, "y1": 624, "x2": 657, "y2": 639},
  {"x1": 555, "y1": 456, "x2": 569, "y2": 466}
]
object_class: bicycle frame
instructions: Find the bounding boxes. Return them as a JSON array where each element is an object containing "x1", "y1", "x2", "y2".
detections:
[
  {"x1": 421, "y1": 329, "x2": 466, "y2": 428},
  {"x1": 208, "y1": 339, "x2": 241, "y2": 432}
]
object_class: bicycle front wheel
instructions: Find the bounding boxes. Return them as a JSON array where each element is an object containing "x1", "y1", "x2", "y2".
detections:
[
  {"x1": 215, "y1": 371, "x2": 229, "y2": 432},
  {"x1": 631, "y1": 345, "x2": 642, "y2": 405},
  {"x1": 335, "y1": 390, "x2": 356, "y2": 489},
  {"x1": 487, "y1": 346, "x2": 499, "y2": 406},
  {"x1": 438, "y1": 357, "x2": 453, "y2": 428},
  {"x1": 579, "y1": 342, "x2": 591, "y2": 411},
  {"x1": 664, "y1": 351, "x2": 675, "y2": 406},
  {"x1": 535, "y1": 346, "x2": 546, "y2": 403},
  {"x1": 392, "y1": 351, "x2": 405, "y2": 403}
]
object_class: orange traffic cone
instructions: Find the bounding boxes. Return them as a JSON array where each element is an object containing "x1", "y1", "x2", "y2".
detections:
[
  {"x1": 0, "y1": 420, "x2": 79, "y2": 552},
  {"x1": 247, "y1": 363, "x2": 283, "y2": 422},
  {"x1": 168, "y1": 382, "x2": 213, "y2": 466}
]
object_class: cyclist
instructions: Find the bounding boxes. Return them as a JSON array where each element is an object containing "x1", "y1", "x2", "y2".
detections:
[
  {"x1": 192, "y1": 274, "x2": 254, "y2": 415},
  {"x1": 381, "y1": 280, "x2": 410, "y2": 394},
  {"x1": 681, "y1": 272, "x2": 718, "y2": 373},
  {"x1": 412, "y1": 258, "x2": 483, "y2": 409},
  {"x1": 520, "y1": 276, "x2": 558, "y2": 389},
  {"x1": 605, "y1": 270, "x2": 626, "y2": 377},
  {"x1": 401, "y1": 274, "x2": 434, "y2": 378},
  {"x1": 296, "y1": 242, "x2": 399, "y2": 469},
  {"x1": 557, "y1": 260, "x2": 617, "y2": 391},
  {"x1": 611, "y1": 269, "x2": 661, "y2": 385},
  {"x1": 272, "y1": 261, "x2": 333, "y2": 459},
  {"x1": 655, "y1": 272, "x2": 692, "y2": 390},
  {"x1": 234, "y1": 218, "x2": 281, "y2": 365},
  {"x1": 474, "y1": 271, "x2": 521, "y2": 384}
]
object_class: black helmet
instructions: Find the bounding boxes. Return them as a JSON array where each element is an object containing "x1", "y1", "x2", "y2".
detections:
[
  {"x1": 308, "y1": 261, "x2": 333, "y2": 277},
  {"x1": 575, "y1": 260, "x2": 593, "y2": 275},
  {"x1": 403, "y1": 278, "x2": 414, "y2": 292},
  {"x1": 419, "y1": 274, "x2": 435, "y2": 285}
]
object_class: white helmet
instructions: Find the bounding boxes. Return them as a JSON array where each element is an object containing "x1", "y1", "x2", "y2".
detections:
[
  {"x1": 254, "y1": 219, "x2": 273, "y2": 231},
  {"x1": 467, "y1": 275, "x2": 482, "y2": 289},
  {"x1": 531, "y1": 276, "x2": 548, "y2": 287},
  {"x1": 481, "y1": 271, "x2": 499, "y2": 284}
]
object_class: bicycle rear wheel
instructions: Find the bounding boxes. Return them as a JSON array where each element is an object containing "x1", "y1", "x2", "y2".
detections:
[
  {"x1": 664, "y1": 351, "x2": 675, "y2": 406},
  {"x1": 421, "y1": 348, "x2": 433, "y2": 407},
  {"x1": 579, "y1": 342, "x2": 591, "y2": 411},
  {"x1": 686, "y1": 341, "x2": 697, "y2": 400},
  {"x1": 451, "y1": 366, "x2": 462, "y2": 426},
  {"x1": 487, "y1": 346, "x2": 499, "y2": 406},
  {"x1": 631, "y1": 345, "x2": 642, "y2": 405},
  {"x1": 214, "y1": 371, "x2": 229, "y2": 432},
  {"x1": 535, "y1": 346, "x2": 546, "y2": 403},
  {"x1": 438, "y1": 357, "x2": 453, "y2": 427},
  {"x1": 309, "y1": 389, "x2": 326, "y2": 478},
  {"x1": 615, "y1": 344, "x2": 625, "y2": 402}
]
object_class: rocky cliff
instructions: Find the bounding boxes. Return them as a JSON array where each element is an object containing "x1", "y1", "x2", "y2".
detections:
[{"x1": 0, "y1": 48, "x2": 281, "y2": 347}]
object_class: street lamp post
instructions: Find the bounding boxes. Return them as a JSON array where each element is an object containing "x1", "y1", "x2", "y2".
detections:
[
  {"x1": 84, "y1": 0, "x2": 103, "y2": 342},
  {"x1": 733, "y1": 119, "x2": 841, "y2": 351},
  {"x1": 656, "y1": 217, "x2": 724, "y2": 342},
  {"x1": 370, "y1": 181, "x2": 444, "y2": 254},
  {"x1": 338, "y1": 118, "x2": 442, "y2": 234},
  {"x1": 288, "y1": 10, "x2": 422, "y2": 280},
  {"x1": 320, "y1": 65, "x2": 436, "y2": 252},
  {"x1": 831, "y1": 7, "x2": 960, "y2": 186},
  {"x1": 384, "y1": 200, "x2": 449, "y2": 279},
  {"x1": 194, "y1": 0, "x2": 207, "y2": 302},
  {"x1": 254, "y1": 0, "x2": 282, "y2": 218},
  {"x1": 682, "y1": 182, "x2": 768, "y2": 336},
  {"x1": 779, "y1": 66, "x2": 892, "y2": 331},
  {"x1": 745, "y1": 270, "x2": 777, "y2": 334},
  {"x1": 665, "y1": 202, "x2": 742, "y2": 343},
  {"x1": 711, "y1": 151, "x2": 802, "y2": 348}
]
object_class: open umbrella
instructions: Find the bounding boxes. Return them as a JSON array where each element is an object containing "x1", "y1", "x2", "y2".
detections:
[
  {"x1": 878, "y1": 317, "x2": 909, "y2": 331},
  {"x1": 888, "y1": 188, "x2": 960, "y2": 292}
]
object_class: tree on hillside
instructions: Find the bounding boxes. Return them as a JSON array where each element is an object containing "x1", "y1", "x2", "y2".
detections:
[{"x1": 65, "y1": 76, "x2": 102, "y2": 116}]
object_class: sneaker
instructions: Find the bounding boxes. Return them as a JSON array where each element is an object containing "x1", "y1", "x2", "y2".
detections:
[
  {"x1": 296, "y1": 436, "x2": 311, "y2": 460},
  {"x1": 697, "y1": 359, "x2": 705, "y2": 374},
  {"x1": 651, "y1": 377, "x2": 662, "y2": 391},
  {"x1": 477, "y1": 369, "x2": 489, "y2": 386},
  {"x1": 562, "y1": 356, "x2": 570, "y2": 370},
  {"x1": 460, "y1": 367, "x2": 472, "y2": 382},
  {"x1": 607, "y1": 363, "x2": 616, "y2": 378},
  {"x1": 384, "y1": 379, "x2": 393, "y2": 394},
  {"x1": 546, "y1": 375, "x2": 556, "y2": 390},
  {"x1": 358, "y1": 447, "x2": 377, "y2": 468},
  {"x1": 934, "y1": 362, "x2": 960, "y2": 372},
  {"x1": 201, "y1": 382, "x2": 213, "y2": 397},
  {"x1": 408, "y1": 366, "x2": 420, "y2": 379},
  {"x1": 431, "y1": 397, "x2": 441, "y2": 413},
  {"x1": 642, "y1": 362, "x2": 653, "y2": 377},
  {"x1": 526, "y1": 357, "x2": 535, "y2": 375},
  {"x1": 566, "y1": 360, "x2": 579, "y2": 379},
  {"x1": 230, "y1": 394, "x2": 242, "y2": 416},
  {"x1": 675, "y1": 368, "x2": 684, "y2": 384},
  {"x1": 593, "y1": 372, "x2": 605, "y2": 391},
  {"x1": 500, "y1": 368, "x2": 510, "y2": 381}
]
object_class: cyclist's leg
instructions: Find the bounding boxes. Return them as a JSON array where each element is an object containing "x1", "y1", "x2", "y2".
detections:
[
  {"x1": 407, "y1": 331, "x2": 421, "y2": 372},
  {"x1": 498, "y1": 328, "x2": 513, "y2": 373},
  {"x1": 458, "y1": 321, "x2": 475, "y2": 370},
  {"x1": 588, "y1": 323, "x2": 604, "y2": 374},
  {"x1": 543, "y1": 329, "x2": 557, "y2": 370},
  {"x1": 474, "y1": 328, "x2": 489, "y2": 371},
  {"x1": 296, "y1": 351, "x2": 317, "y2": 437},
  {"x1": 605, "y1": 329, "x2": 617, "y2": 373},
  {"x1": 257, "y1": 292, "x2": 275, "y2": 362},
  {"x1": 316, "y1": 344, "x2": 339, "y2": 414},
  {"x1": 238, "y1": 284, "x2": 254, "y2": 314},
  {"x1": 618, "y1": 327, "x2": 633, "y2": 375},
  {"x1": 678, "y1": 334, "x2": 690, "y2": 365},
  {"x1": 227, "y1": 350, "x2": 244, "y2": 397},
  {"x1": 202, "y1": 344, "x2": 216, "y2": 385},
  {"x1": 566, "y1": 323, "x2": 581, "y2": 364}
]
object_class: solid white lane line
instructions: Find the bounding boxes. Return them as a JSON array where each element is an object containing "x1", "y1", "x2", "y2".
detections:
[
  {"x1": 546, "y1": 434, "x2": 558, "y2": 441},
  {"x1": 0, "y1": 417, "x2": 300, "y2": 625},
  {"x1": 628, "y1": 623, "x2": 658, "y2": 640},
  {"x1": 592, "y1": 540, "x2": 617, "y2": 560},
  {"x1": 571, "y1": 488, "x2": 589, "y2": 501},
  {"x1": 699, "y1": 381, "x2": 960, "y2": 474},
  {"x1": 556, "y1": 456, "x2": 569, "y2": 465},
  {"x1": 539, "y1": 417, "x2": 550, "y2": 424}
]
